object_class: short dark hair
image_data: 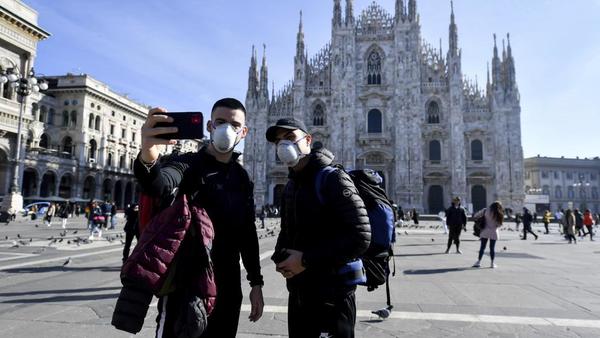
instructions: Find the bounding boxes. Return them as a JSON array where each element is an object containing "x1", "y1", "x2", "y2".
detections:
[{"x1": 211, "y1": 98, "x2": 246, "y2": 116}]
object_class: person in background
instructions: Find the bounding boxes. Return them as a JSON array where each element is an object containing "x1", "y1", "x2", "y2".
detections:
[
  {"x1": 563, "y1": 209, "x2": 577, "y2": 244},
  {"x1": 521, "y1": 208, "x2": 538, "y2": 240},
  {"x1": 122, "y1": 204, "x2": 139, "y2": 263},
  {"x1": 583, "y1": 209, "x2": 594, "y2": 241},
  {"x1": 472, "y1": 201, "x2": 504, "y2": 269},
  {"x1": 542, "y1": 210, "x2": 552, "y2": 234},
  {"x1": 109, "y1": 202, "x2": 117, "y2": 230},
  {"x1": 58, "y1": 203, "x2": 69, "y2": 229},
  {"x1": 412, "y1": 208, "x2": 419, "y2": 225},
  {"x1": 574, "y1": 209, "x2": 584, "y2": 237},
  {"x1": 45, "y1": 203, "x2": 56, "y2": 227},
  {"x1": 514, "y1": 212, "x2": 522, "y2": 232},
  {"x1": 445, "y1": 197, "x2": 467, "y2": 254}
]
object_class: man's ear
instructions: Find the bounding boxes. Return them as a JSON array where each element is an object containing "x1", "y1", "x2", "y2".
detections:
[
  {"x1": 240, "y1": 126, "x2": 249, "y2": 139},
  {"x1": 305, "y1": 134, "x2": 312, "y2": 146},
  {"x1": 206, "y1": 120, "x2": 213, "y2": 133}
]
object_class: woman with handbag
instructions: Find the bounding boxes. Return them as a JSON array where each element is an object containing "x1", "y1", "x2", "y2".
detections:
[{"x1": 472, "y1": 201, "x2": 504, "y2": 269}]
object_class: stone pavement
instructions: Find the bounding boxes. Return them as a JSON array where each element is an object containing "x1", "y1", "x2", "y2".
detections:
[{"x1": 0, "y1": 217, "x2": 599, "y2": 337}]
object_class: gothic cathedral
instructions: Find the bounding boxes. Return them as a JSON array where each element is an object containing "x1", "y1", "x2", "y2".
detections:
[{"x1": 243, "y1": 0, "x2": 524, "y2": 214}]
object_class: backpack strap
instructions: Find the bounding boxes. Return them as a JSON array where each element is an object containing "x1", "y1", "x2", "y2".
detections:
[{"x1": 315, "y1": 165, "x2": 339, "y2": 205}]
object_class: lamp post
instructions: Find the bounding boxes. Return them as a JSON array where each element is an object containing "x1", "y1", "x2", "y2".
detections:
[
  {"x1": 573, "y1": 181, "x2": 590, "y2": 210},
  {"x1": 1, "y1": 67, "x2": 48, "y2": 212}
]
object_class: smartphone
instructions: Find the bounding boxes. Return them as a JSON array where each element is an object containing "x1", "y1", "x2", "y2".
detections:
[{"x1": 154, "y1": 112, "x2": 205, "y2": 140}]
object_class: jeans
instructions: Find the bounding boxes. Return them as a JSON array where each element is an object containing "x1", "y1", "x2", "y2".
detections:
[{"x1": 478, "y1": 238, "x2": 496, "y2": 261}]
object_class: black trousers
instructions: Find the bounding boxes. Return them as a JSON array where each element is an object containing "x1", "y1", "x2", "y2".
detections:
[
  {"x1": 288, "y1": 289, "x2": 356, "y2": 338},
  {"x1": 447, "y1": 226, "x2": 462, "y2": 250},
  {"x1": 155, "y1": 275, "x2": 242, "y2": 338},
  {"x1": 522, "y1": 226, "x2": 537, "y2": 239},
  {"x1": 122, "y1": 230, "x2": 139, "y2": 262}
]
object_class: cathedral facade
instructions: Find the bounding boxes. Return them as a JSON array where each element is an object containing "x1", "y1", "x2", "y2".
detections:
[{"x1": 244, "y1": 0, "x2": 524, "y2": 214}]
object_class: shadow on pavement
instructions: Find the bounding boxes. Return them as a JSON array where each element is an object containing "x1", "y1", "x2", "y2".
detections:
[
  {"x1": 403, "y1": 267, "x2": 470, "y2": 275},
  {"x1": 395, "y1": 252, "x2": 445, "y2": 257},
  {"x1": 0, "y1": 286, "x2": 121, "y2": 297},
  {"x1": 2, "y1": 266, "x2": 121, "y2": 274},
  {"x1": 1, "y1": 292, "x2": 119, "y2": 304}
]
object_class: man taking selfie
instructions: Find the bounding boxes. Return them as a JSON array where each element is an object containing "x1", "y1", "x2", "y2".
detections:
[{"x1": 135, "y1": 98, "x2": 264, "y2": 337}]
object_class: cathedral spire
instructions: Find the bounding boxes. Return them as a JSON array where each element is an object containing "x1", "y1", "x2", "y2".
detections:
[
  {"x1": 506, "y1": 33, "x2": 512, "y2": 59},
  {"x1": 505, "y1": 33, "x2": 516, "y2": 90},
  {"x1": 259, "y1": 44, "x2": 269, "y2": 100},
  {"x1": 296, "y1": 11, "x2": 305, "y2": 60},
  {"x1": 448, "y1": 0, "x2": 458, "y2": 57},
  {"x1": 333, "y1": 0, "x2": 342, "y2": 27},
  {"x1": 345, "y1": 0, "x2": 354, "y2": 26},
  {"x1": 491, "y1": 34, "x2": 501, "y2": 88},
  {"x1": 408, "y1": 0, "x2": 417, "y2": 22},
  {"x1": 395, "y1": 0, "x2": 406, "y2": 23},
  {"x1": 246, "y1": 45, "x2": 259, "y2": 100}
]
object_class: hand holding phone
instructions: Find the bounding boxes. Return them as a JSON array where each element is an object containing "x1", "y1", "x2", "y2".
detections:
[{"x1": 154, "y1": 112, "x2": 205, "y2": 140}]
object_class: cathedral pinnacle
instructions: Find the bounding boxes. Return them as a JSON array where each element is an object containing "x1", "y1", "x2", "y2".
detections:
[
  {"x1": 296, "y1": 11, "x2": 305, "y2": 60},
  {"x1": 333, "y1": 0, "x2": 342, "y2": 27},
  {"x1": 448, "y1": 0, "x2": 458, "y2": 57},
  {"x1": 396, "y1": 0, "x2": 406, "y2": 23},
  {"x1": 408, "y1": 0, "x2": 417, "y2": 22},
  {"x1": 345, "y1": 0, "x2": 354, "y2": 26}
]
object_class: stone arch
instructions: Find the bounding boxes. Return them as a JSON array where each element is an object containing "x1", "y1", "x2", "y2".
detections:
[
  {"x1": 58, "y1": 173, "x2": 73, "y2": 198},
  {"x1": 367, "y1": 109, "x2": 383, "y2": 133},
  {"x1": 95, "y1": 115, "x2": 101, "y2": 130},
  {"x1": 472, "y1": 185, "x2": 487, "y2": 213},
  {"x1": 471, "y1": 139, "x2": 483, "y2": 161},
  {"x1": 62, "y1": 136, "x2": 73, "y2": 155},
  {"x1": 40, "y1": 171, "x2": 57, "y2": 197},
  {"x1": 312, "y1": 100, "x2": 326, "y2": 126},
  {"x1": 114, "y1": 180, "x2": 123, "y2": 208},
  {"x1": 88, "y1": 113, "x2": 94, "y2": 129},
  {"x1": 102, "y1": 178, "x2": 113, "y2": 201},
  {"x1": 425, "y1": 99, "x2": 441, "y2": 124},
  {"x1": 39, "y1": 133, "x2": 50, "y2": 149},
  {"x1": 0, "y1": 149, "x2": 10, "y2": 194},
  {"x1": 89, "y1": 139, "x2": 97, "y2": 160},
  {"x1": 22, "y1": 167, "x2": 38, "y2": 197},
  {"x1": 124, "y1": 181, "x2": 133, "y2": 207},
  {"x1": 39, "y1": 105, "x2": 48, "y2": 123},
  {"x1": 428, "y1": 185, "x2": 444, "y2": 214},
  {"x1": 82, "y1": 176, "x2": 96, "y2": 200},
  {"x1": 365, "y1": 44, "x2": 385, "y2": 85}
]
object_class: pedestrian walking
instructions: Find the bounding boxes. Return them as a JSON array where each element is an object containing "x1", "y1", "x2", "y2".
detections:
[
  {"x1": 89, "y1": 202, "x2": 104, "y2": 238},
  {"x1": 58, "y1": 203, "x2": 69, "y2": 229},
  {"x1": 521, "y1": 208, "x2": 538, "y2": 240},
  {"x1": 44, "y1": 203, "x2": 56, "y2": 227},
  {"x1": 266, "y1": 117, "x2": 370, "y2": 338},
  {"x1": 109, "y1": 202, "x2": 117, "y2": 229},
  {"x1": 555, "y1": 209, "x2": 564, "y2": 231},
  {"x1": 563, "y1": 209, "x2": 577, "y2": 244},
  {"x1": 472, "y1": 201, "x2": 504, "y2": 269},
  {"x1": 75, "y1": 204, "x2": 81, "y2": 217},
  {"x1": 583, "y1": 209, "x2": 594, "y2": 241},
  {"x1": 412, "y1": 208, "x2": 419, "y2": 225},
  {"x1": 397, "y1": 205, "x2": 405, "y2": 227},
  {"x1": 514, "y1": 213, "x2": 521, "y2": 231},
  {"x1": 444, "y1": 197, "x2": 467, "y2": 254},
  {"x1": 122, "y1": 204, "x2": 139, "y2": 263},
  {"x1": 574, "y1": 209, "x2": 584, "y2": 237},
  {"x1": 542, "y1": 210, "x2": 551, "y2": 234},
  {"x1": 259, "y1": 206, "x2": 266, "y2": 229}
]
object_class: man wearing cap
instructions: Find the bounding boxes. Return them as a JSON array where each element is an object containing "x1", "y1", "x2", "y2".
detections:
[
  {"x1": 266, "y1": 118, "x2": 371, "y2": 338},
  {"x1": 445, "y1": 196, "x2": 467, "y2": 254}
]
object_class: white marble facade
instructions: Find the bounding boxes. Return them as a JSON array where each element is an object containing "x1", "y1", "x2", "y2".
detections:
[{"x1": 244, "y1": 0, "x2": 525, "y2": 214}]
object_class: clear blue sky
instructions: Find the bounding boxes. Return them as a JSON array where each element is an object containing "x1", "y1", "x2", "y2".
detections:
[{"x1": 25, "y1": 0, "x2": 600, "y2": 159}]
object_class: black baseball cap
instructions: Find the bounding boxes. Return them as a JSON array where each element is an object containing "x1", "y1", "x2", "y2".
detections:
[{"x1": 266, "y1": 118, "x2": 309, "y2": 143}]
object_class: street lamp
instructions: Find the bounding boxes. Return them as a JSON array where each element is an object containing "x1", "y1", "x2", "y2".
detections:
[{"x1": 1, "y1": 67, "x2": 48, "y2": 212}]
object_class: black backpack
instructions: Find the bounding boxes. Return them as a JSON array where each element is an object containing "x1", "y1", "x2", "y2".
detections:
[{"x1": 316, "y1": 166, "x2": 396, "y2": 308}]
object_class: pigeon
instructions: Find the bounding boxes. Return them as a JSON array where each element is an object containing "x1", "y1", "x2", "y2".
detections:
[
  {"x1": 67, "y1": 240, "x2": 71, "y2": 244},
  {"x1": 35, "y1": 224, "x2": 39, "y2": 228},
  {"x1": 404, "y1": 231, "x2": 409, "y2": 235},
  {"x1": 72, "y1": 230, "x2": 78, "y2": 234},
  {"x1": 58, "y1": 238, "x2": 64, "y2": 243},
  {"x1": 120, "y1": 239, "x2": 125, "y2": 245},
  {"x1": 503, "y1": 246, "x2": 507, "y2": 251},
  {"x1": 29, "y1": 238, "x2": 33, "y2": 242},
  {"x1": 17, "y1": 234, "x2": 21, "y2": 239},
  {"x1": 371, "y1": 305, "x2": 393, "y2": 319},
  {"x1": 63, "y1": 257, "x2": 72, "y2": 267},
  {"x1": 11, "y1": 240, "x2": 19, "y2": 248},
  {"x1": 4, "y1": 235, "x2": 7, "y2": 240},
  {"x1": 431, "y1": 238, "x2": 435, "y2": 242}
]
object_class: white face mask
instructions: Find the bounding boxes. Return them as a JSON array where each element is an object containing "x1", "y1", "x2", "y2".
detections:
[
  {"x1": 276, "y1": 137, "x2": 307, "y2": 167},
  {"x1": 211, "y1": 122, "x2": 241, "y2": 154}
]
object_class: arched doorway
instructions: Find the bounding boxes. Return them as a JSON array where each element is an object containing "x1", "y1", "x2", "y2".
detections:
[
  {"x1": 114, "y1": 180, "x2": 123, "y2": 208},
  {"x1": 428, "y1": 185, "x2": 444, "y2": 214},
  {"x1": 40, "y1": 171, "x2": 57, "y2": 197},
  {"x1": 102, "y1": 179, "x2": 112, "y2": 202},
  {"x1": 273, "y1": 184, "x2": 285, "y2": 207},
  {"x1": 58, "y1": 173, "x2": 73, "y2": 198},
  {"x1": 472, "y1": 185, "x2": 487, "y2": 213},
  {"x1": 124, "y1": 181, "x2": 133, "y2": 207},
  {"x1": 0, "y1": 149, "x2": 11, "y2": 194},
  {"x1": 22, "y1": 168, "x2": 38, "y2": 197},
  {"x1": 82, "y1": 176, "x2": 96, "y2": 200}
]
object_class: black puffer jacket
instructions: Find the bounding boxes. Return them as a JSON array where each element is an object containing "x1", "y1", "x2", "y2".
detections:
[
  {"x1": 445, "y1": 205, "x2": 467, "y2": 228},
  {"x1": 275, "y1": 148, "x2": 371, "y2": 294}
]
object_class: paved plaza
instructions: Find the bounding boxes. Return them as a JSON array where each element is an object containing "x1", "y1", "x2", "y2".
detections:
[{"x1": 0, "y1": 216, "x2": 599, "y2": 337}]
